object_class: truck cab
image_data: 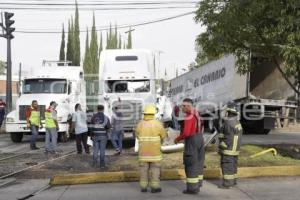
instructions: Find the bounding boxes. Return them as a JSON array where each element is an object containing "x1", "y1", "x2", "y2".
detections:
[
  {"x1": 98, "y1": 49, "x2": 156, "y2": 140},
  {"x1": 5, "y1": 63, "x2": 86, "y2": 142}
]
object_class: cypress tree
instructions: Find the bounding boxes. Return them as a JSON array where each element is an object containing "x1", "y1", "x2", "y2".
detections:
[
  {"x1": 114, "y1": 25, "x2": 118, "y2": 49},
  {"x1": 83, "y1": 28, "x2": 91, "y2": 75},
  {"x1": 83, "y1": 28, "x2": 94, "y2": 108},
  {"x1": 73, "y1": 1, "x2": 81, "y2": 66},
  {"x1": 99, "y1": 32, "x2": 103, "y2": 57},
  {"x1": 90, "y1": 13, "x2": 99, "y2": 74},
  {"x1": 59, "y1": 24, "x2": 65, "y2": 65},
  {"x1": 106, "y1": 31, "x2": 109, "y2": 49},
  {"x1": 118, "y1": 33, "x2": 122, "y2": 49},
  {"x1": 70, "y1": 17, "x2": 75, "y2": 65},
  {"x1": 66, "y1": 20, "x2": 74, "y2": 65},
  {"x1": 107, "y1": 23, "x2": 113, "y2": 49},
  {"x1": 127, "y1": 28, "x2": 132, "y2": 49}
]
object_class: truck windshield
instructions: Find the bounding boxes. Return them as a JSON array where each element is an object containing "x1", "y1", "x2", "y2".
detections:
[
  {"x1": 105, "y1": 80, "x2": 150, "y2": 93},
  {"x1": 23, "y1": 79, "x2": 67, "y2": 94}
]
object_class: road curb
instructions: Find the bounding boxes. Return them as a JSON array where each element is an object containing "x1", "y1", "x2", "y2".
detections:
[{"x1": 50, "y1": 165, "x2": 300, "y2": 186}]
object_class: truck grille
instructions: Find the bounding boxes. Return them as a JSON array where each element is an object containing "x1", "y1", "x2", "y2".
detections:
[
  {"x1": 112, "y1": 100, "x2": 143, "y2": 130},
  {"x1": 19, "y1": 105, "x2": 46, "y2": 121}
]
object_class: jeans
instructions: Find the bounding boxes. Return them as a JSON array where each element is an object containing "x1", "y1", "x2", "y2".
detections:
[
  {"x1": 111, "y1": 130, "x2": 123, "y2": 151},
  {"x1": 30, "y1": 125, "x2": 39, "y2": 147},
  {"x1": 93, "y1": 136, "x2": 107, "y2": 167},
  {"x1": 75, "y1": 132, "x2": 89, "y2": 153},
  {"x1": 45, "y1": 128, "x2": 58, "y2": 152}
]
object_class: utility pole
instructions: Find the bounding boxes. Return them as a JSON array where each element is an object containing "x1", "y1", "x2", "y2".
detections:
[{"x1": 0, "y1": 12, "x2": 15, "y2": 113}]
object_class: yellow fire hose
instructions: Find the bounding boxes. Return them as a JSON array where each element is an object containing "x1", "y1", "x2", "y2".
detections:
[{"x1": 250, "y1": 148, "x2": 277, "y2": 158}]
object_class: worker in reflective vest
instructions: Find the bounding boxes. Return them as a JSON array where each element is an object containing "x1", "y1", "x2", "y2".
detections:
[
  {"x1": 174, "y1": 98, "x2": 205, "y2": 195},
  {"x1": 218, "y1": 102, "x2": 243, "y2": 189},
  {"x1": 26, "y1": 100, "x2": 42, "y2": 150},
  {"x1": 45, "y1": 101, "x2": 59, "y2": 154},
  {"x1": 136, "y1": 104, "x2": 166, "y2": 193}
]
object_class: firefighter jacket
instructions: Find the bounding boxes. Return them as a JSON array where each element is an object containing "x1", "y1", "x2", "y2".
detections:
[
  {"x1": 218, "y1": 117, "x2": 243, "y2": 156},
  {"x1": 136, "y1": 115, "x2": 166, "y2": 162}
]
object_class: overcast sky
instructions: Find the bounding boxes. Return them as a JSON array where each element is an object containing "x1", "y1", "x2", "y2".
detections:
[{"x1": 0, "y1": 0, "x2": 204, "y2": 79}]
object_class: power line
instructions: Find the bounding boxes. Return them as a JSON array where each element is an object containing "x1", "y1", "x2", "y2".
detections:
[
  {"x1": 0, "y1": 1, "x2": 198, "y2": 6},
  {"x1": 14, "y1": 11, "x2": 195, "y2": 34},
  {"x1": 0, "y1": 6, "x2": 196, "y2": 11},
  {"x1": 0, "y1": 0, "x2": 198, "y2": 3}
]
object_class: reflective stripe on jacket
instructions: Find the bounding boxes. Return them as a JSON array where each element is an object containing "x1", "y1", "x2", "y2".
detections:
[
  {"x1": 219, "y1": 118, "x2": 243, "y2": 156},
  {"x1": 136, "y1": 118, "x2": 166, "y2": 162}
]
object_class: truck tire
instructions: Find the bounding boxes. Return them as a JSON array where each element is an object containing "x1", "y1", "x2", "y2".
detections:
[{"x1": 10, "y1": 132, "x2": 23, "y2": 143}]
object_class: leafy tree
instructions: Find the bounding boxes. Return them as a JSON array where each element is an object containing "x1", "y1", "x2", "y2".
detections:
[
  {"x1": 59, "y1": 24, "x2": 65, "y2": 65},
  {"x1": 195, "y1": 0, "x2": 300, "y2": 94}
]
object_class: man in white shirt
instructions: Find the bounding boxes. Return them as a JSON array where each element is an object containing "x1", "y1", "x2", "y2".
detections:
[{"x1": 72, "y1": 103, "x2": 89, "y2": 154}]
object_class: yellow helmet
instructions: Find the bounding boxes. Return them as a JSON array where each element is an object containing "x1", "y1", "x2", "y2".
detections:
[{"x1": 143, "y1": 104, "x2": 157, "y2": 115}]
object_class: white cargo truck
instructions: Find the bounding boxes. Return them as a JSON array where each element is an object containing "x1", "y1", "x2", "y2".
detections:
[
  {"x1": 165, "y1": 54, "x2": 297, "y2": 134},
  {"x1": 98, "y1": 49, "x2": 156, "y2": 140},
  {"x1": 5, "y1": 62, "x2": 86, "y2": 142}
]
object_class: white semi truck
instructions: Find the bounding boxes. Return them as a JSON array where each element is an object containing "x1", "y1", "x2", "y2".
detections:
[
  {"x1": 165, "y1": 54, "x2": 297, "y2": 134},
  {"x1": 5, "y1": 62, "x2": 86, "y2": 142},
  {"x1": 98, "y1": 49, "x2": 156, "y2": 140}
]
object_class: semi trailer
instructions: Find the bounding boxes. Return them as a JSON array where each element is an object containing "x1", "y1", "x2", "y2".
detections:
[{"x1": 165, "y1": 54, "x2": 297, "y2": 134}]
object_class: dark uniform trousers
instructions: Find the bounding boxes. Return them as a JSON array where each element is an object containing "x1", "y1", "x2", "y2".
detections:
[
  {"x1": 184, "y1": 133, "x2": 205, "y2": 191},
  {"x1": 219, "y1": 121, "x2": 242, "y2": 186}
]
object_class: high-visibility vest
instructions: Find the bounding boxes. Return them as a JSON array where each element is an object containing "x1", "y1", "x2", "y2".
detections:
[
  {"x1": 29, "y1": 109, "x2": 40, "y2": 126},
  {"x1": 45, "y1": 109, "x2": 56, "y2": 128},
  {"x1": 136, "y1": 118, "x2": 166, "y2": 162}
]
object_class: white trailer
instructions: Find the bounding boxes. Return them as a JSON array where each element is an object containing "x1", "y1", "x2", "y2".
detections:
[
  {"x1": 5, "y1": 62, "x2": 86, "y2": 142},
  {"x1": 165, "y1": 54, "x2": 297, "y2": 134},
  {"x1": 98, "y1": 49, "x2": 156, "y2": 140}
]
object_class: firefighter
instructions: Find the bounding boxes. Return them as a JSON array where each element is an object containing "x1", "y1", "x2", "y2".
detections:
[
  {"x1": 26, "y1": 100, "x2": 42, "y2": 150},
  {"x1": 136, "y1": 104, "x2": 166, "y2": 193},
  {"x1": 218, "y1": 102, "x2": 243, "y2": 189},
  {"x1": 174, "y1": 98, "x2": 205, "y2": 195}
]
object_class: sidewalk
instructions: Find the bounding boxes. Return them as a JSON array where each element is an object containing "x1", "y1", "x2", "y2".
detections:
[{"x1": 1, "y1": 177, "x2": 299, "y2": 200}]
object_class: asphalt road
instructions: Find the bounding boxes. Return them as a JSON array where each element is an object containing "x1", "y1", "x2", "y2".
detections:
[
  {"x1": 242, "y1": 131, "x2": 300, "y2": 145},
  {"x1": 0, "y1": 130, "x2": 299, "y2": 154},
  {"x1": 0, "y1": 177, "x2": 299, "y2": 200}
]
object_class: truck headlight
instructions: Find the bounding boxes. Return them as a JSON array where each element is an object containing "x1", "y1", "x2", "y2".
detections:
[{"x1": 6, "y1": 117, "x2": 14, "y2": 123}]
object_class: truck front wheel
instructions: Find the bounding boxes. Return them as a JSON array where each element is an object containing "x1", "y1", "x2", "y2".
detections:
[{"x1": 10, "y1": 132, "x2": 23, "y2": 143}]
